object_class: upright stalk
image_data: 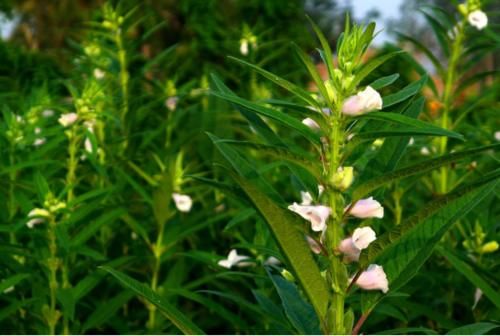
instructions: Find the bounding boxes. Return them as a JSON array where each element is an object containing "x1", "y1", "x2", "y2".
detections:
[
  {"x1": 65, "y1": 127, "x2": 79, "y2": 202},
  {"x1": 47, "y1": 216, "x2": 59, "y2": 335},
  {"x1": 438, "y1": 23, "x2": 464, "y2": 194},
  {"x1": 115, "y1": 31, "x2": 129, "y2": 149}
]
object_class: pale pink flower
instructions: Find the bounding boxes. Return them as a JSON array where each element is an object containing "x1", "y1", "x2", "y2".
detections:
[
  {"x1": 58, "y1": 113, "x2": 78, "y2": 127},
  {"x1": 352, "y1": 264, "x2": 389, "y2": 293},
  {"x1": 345, "y1": 197, "x2": 384, "y2": 219},
  {"x1": 172, "y1": 193, "x2": 192, "y2": 212},
  {"x1": 338, "y1": 227, "x2": 377, "y2": 262},
  {"x1": 307, "y1": 236, "x2": 322, "y2": 254},
  {"x1": 166, "y1": 97, "x2": 178, "y2": 111},
  {"x1": 342, "y1": 86, "x2": 382, "y2": 116},
  {"x1": 288, "y1": 203, "x2": 331, "y2": 232},
  {"x1": 218, "y1": 249, "x2": 250, "y2": 269},
  {"x1": 302, "y1": 118, "x2": 320, "y2": 131}
]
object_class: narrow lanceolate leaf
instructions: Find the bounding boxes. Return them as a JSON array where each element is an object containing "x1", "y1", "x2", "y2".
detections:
[
  {"x1": 351, "y1": 50, "x2": 404, "y2": 89},
  {"x1": 395, "y1": 32, "x2": 444, "y2": 78},
  {"x1": 210, "y1": 90, "x2": 321, "y2": 146},
  {"x1": 381, "y1": 75, "x2": 428, "y2": 108},
  {"x1": 445, "y1": 322, "x2": 500, "y2": 335},
  {"x1": 368, "y1": 73, "x2": 400, "y2": 90},
  {"x1": 230, "y1": 173, "x2": 329, "y2": 319},
  {"x1": 213, "y1": 139, "x2": 321, "y2": 178},
  {"x1": 100, "y1": 266, "x2": 205, "y2": 335},
  {"x1": 359, "y1": 171, "x2": 500, "y2": 272},
  {"x1": 0, "y1": 274, "x2": 30, "y2": 293},
  {"x1": 352, "y1": 143, "x2": 500, "y2": 201},
  {"x1": 306, "y1": 16, "x2": 336, "y2": 81},
  {"x1": 356, "y1": 111, "x2": 464, "y2": 141},
  {"x1": 359, "y1": 174, "x2": 499, "y2": 313},
  {"x1": 228, "y1": 56, "x2": 319, "y2": 108},
  {"x1": 437, "y1": 247, "x2": 500, "y2": 309}
]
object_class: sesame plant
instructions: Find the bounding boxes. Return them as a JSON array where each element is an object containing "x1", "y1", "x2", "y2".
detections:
[{"x1": 208, "y1": 16, "x2": 499, "y2": 335}]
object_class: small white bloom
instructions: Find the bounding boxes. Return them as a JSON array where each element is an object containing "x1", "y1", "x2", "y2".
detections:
[
  {"x1": 3, "y1": 286, "x2": 14, "y2": 294},
  {"x1": 93, "y1": 68, "x2": 105, "y2": 79},
  {"x1": 494, "y1": 131, "x2": 500, "y2": 141},
  {"x1": 346, "y1": 197, "x2": 384, "y2": 219},
  {"x1": 288, "y1": 203, "x2": 331, "y2": 232},
  {"x1": 172, "y1": 193, "x2": 193, "y2": 212},
  {"x1": 33, "y1": 138, "x2": 46, "y2": 146},
  {"x1": 420, "y1": 146, "x2": 431, "y2": 156},
  {"x1": 240, "y1": 39, "x2": 249, "y2": 55},
  {"x1": 42, "y1": 109, "x2": 54, "y2": 118},
  {"x1": 302, "y1": 118, "x2": 320, "y2": 131},
  {"x1": 338, "y1": 226, "x2": 377, "y2": 262},
  {"x1": 318, "y1": 185, "x2": 325, "y2": 196},
  {"x1": 472, "y1": 288, "x2": 482, "y2": 309},
  {"x1": 468, "y1": 10, "x2": 488, "y2": 30},
  {"x1": 264, "y1": 256, "x2": 281, "y2": 266},
  {"x1": 351, "y1": 264, "x2": 389, "y2": 293},
  {"x1": 300, "y1": 191, "x2": 313, "y2": 205},
  {"x1": 218, "y1": 249, "x2": 250, "y2": 269},
  {"x1": 58, "y1": 113, "x2": 78, "y2": 127},
  {"x1": 131, "y1": 232, "x2": 138, "y2": 240},
  {"x1": 408, "y1": 137, "x2": 415, "y2": 146},
  {"x1": 15, "y1": 114, "x2": 24, "y2": 123},
  {"x1": 321, "y1": 108, "x2": 332, "y2": 115},
  {"x1": 26, "y1": 208, "x2": 50, "y2": 228},
  {"x1": 165, "y1": 97, "x2": 178, "y2": 111},
  {"x1": 342, "y1": 86, "x2": 383, "y2": 116},
  {"x1": 34, "y1": 127, "x2": 42, "y2": 134},
  {"x1": 84, "y1": 138, "x2": 93, "y2": 154}
]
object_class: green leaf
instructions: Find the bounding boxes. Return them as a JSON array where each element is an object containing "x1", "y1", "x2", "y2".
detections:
[
  {"x1": 445, "y1": 322, "x2": 500, "y2": 335},
  {"x1": 437, "y1": 247, "x2": 500, "y2": 309},
  {"x1": 209, "y1": 90, "x2": 321, "y2": 146},
  {"x1": 356, "y1": 111, "x2": 464, "y2": 141},
  {"x1": 100, "y1": 266, "x2": 204, "y2": 335},
  {"x1": 268, "y1": 271, "x2": 321, "y2": 334},
  {"x1": 228, "y1": 56, "x2": 319, "y2": 108},
  {"x1": 368, "y1": 74, "x2": 400, "y2": 90},
  {"x1": 352, "y1": 50, "x2": 404, "y2": 89},
  {"x1": 213, "y1": 139, "x2": 321, "y2": 178},
  {"x1": 382, "y1": 75, "x2": 428, "y2": 108},
  {"x1": 72, "y1": 208, "x2": 126, "y2": 247},
  {"x1": 82, "y1": 290, "x2": 134, "y2": 332},
  {"x1": 395, "y1": 32, "x2": 444, "y2": 77},
  {"x1": 306, "y1": 16, "x2": 336, "y2": 82},
  {"x1": 228, "y1": 172, "x2": 329, "y2": 320},
  {"x1": 352, "y1": 144, "x2": 499, "y2": 201}
]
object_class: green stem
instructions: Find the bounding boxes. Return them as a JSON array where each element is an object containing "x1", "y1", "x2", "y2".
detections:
[
  {"x1": 65, "y1": 128, "x2": 79, "y2": 203},
  {"x1": 115, "y1": 30, "x2": 129, "y2": 150},
  {"x1": 47, "y1": 216, "x2": 59, "y2": 335},
  {"x1": 8, "y1": 145, "x2": 17, "y2": 245},
  {"x1": 438, "y1": 23, "x2": 464, "y2": 194},
  {"x1": 147, "y1": 219, "x2": 166, "y2": 331}
]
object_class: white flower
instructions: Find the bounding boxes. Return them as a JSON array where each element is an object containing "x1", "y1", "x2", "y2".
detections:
[
  {"x1": 165, "y1": 97, "x2": 178, "y2": 111},
  {"x1": 58, "y1": 113, "x2": 78, "y2": 127},
  {"x1": 93, "y1": 68, "x2": 105, "y2": 79},
  {"x1": 472, "y1": 288, "x2": 482, "y2": 309},
  {"x1": 494, "y1": 131, "x2": 500, "y2": 141},
  {"x1": 302, "y1": 118, "x2": 320, "y2": 131},
  {"x1": 218, "y1": 249, "x2": 250, "y2": 269},
  {"x1": 346, "y1": 197, "x2": 384, "y2": 219},
  {"x1": 339, "y1": 226, "x2": 377, "y2": 262},
  {"x1": 342, "y1": 86, "x2": 383, "y2": 116},
  {"x1": 264, "y1": 256, "x2": 281, "y2": 266},
  {"x1": 33, "y1": 138, "x2": 46, "y2": 146},
  {"x1": 26, "y1": 208, "x2": 50, "y2": 229},
  {"x1": 3, "y1": 286, "x2": 14, "y2": 294},
  {"x1": 318, "y1": 185, "x2": 325, "y2": 196},
  {"x1": 300, "y1": 191, "x2": 313, "y2": 205},
  {"x1": 172, "y1": 193, "x2": 193, "y2": 212},
  {"x1": 351, "y1": 264, "x2": 389, "y2": 293},
  {"x1": 15, "y1": 114, "x2": 24, "y2": 123},
  {"x1": 288, "y1": 203, "x2": 331, "y2": 232},
  {"x1": 84, "y1": 138, "x2": 93, "y2": 154},
  {"x1": 468, "y1": 10, "x2": 488, "y2": 30},
  {"x1": 35, "y1": 127, "x2": 42, "y2": 134},
  {"x1": 240, "y1": 39, "x2": 249, "y2": 55},
  {"x1": 42, "y1": 109, "x2": 54, "y2": 118},
  {"x1": 408, "y1": 137, "x2": 415, "y2": 146}
]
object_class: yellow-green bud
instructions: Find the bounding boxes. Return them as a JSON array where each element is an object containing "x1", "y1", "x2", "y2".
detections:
[
  {"x1": 480, "y1": 241, "x2": 499, "y2": 254},
  {"x1": 281, "y1": 269, "x2": 295, "y2": 282},
  {"x1": 458, "y1": 3, "x2": 468, "y2": 16},
  {"x1": 324, "y1": 79, "x2": 336, "y2": 104},
  {"x1": 332, "y1": 166, "x2": 354, "y2": 191}
]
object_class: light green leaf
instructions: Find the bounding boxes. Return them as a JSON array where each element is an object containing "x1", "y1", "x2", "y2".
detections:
[
  {"x1": 352, "y1": 50, "x2": 404, "y2": 89},
  {"x1": 382, "y1": 75, "x2": 428, "y2": 108},
  {"x1": 82, "y1": 290, "x2": 134, "y2": 332},
  {"x1": 100, "y1": 266, "x2": 204, "y2": 335},
  {"x1": 446, "y1": 322, "x2": 500, "y2": 335},
  {"x1": 369, "y1": 74, "x2": 400, "y2": 90}
]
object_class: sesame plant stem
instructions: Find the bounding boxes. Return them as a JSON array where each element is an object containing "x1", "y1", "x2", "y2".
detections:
[
  {"x1": 47, "y1": 216, "x2": 59, "y2": 335},
  {"x1": 115, "y1": 31, "x2": 130, "y2": 150},
  {"x1": 8, "y1": 145, "x2": 17, "y2": 245},
  {"x1": 65, "y1": 127, "x2": 79, "y2": 203},
  {"x1": 439, "y1": 22, "x2": 464, "y2": 194},
  {"x1": 147, "y1": 216, "x2": 167, "y2": 331}
]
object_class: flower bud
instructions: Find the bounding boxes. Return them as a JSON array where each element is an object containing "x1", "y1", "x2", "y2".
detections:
[
  {"x1": 342, "y1": 86, "x2": 382, "y2": 116},
  {"x1": 346, "y1": 197, "x2": 384, "y2": 219},
  {"x1": 480, "y1": 241, "x2": 499, "y2": 254},
  {"x1": 351, "y1": 264, "x2": 389, "y2": 293},
  {"x1": 332, "y1": 166, "x2": 354, "y2": 191},
  {"x1": 324, "y1": 79, "x2": 336, "y2": 103},
  {"x1": 302, "y1": 118, "x2": 320, "y2": 131}
]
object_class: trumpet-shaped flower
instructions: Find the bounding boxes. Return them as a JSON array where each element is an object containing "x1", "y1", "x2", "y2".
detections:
[
  {"x1": 58, "y1": 113, "x2": 78, "y2": 127},
  {"x1": 302, "y1": 118, "x2": 320, "y2": 131},
  {"x1": 338, "y1": 226, "x2": 377, "y2": 262},
  {"x1": 346, "y1": 197, "x2": 384, "y2": 219},
  {"x1": 288, "y1": 203, "x2": 331, "y2": 232},
  {"x1": 172, "y1": 193, "x2": 193, "y2": 212},
  {"x1": 352, "y1": 264, "x2": 389, "y2": 293},
  {"x1": 26, "y1": 208, "x2": 50, "y2": 229},
  {"x1": 468, "y1": 10, "x2": 488, "y2": 30},
  {"x1": 218, "y1": 249, "x2": 250, "y2": 269},
  {"x1": 166, "y1": 97, "x2": 178, "y2": 111},
  {"x1": 342, "y1": 86, "x2": 382, "y2": 116},
  {"x1": 33, "y1": 138, "x2": 46, "y2": 146},
  {"x1": 300, "y1": 191, "x2": 313, "y2": 205}
]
